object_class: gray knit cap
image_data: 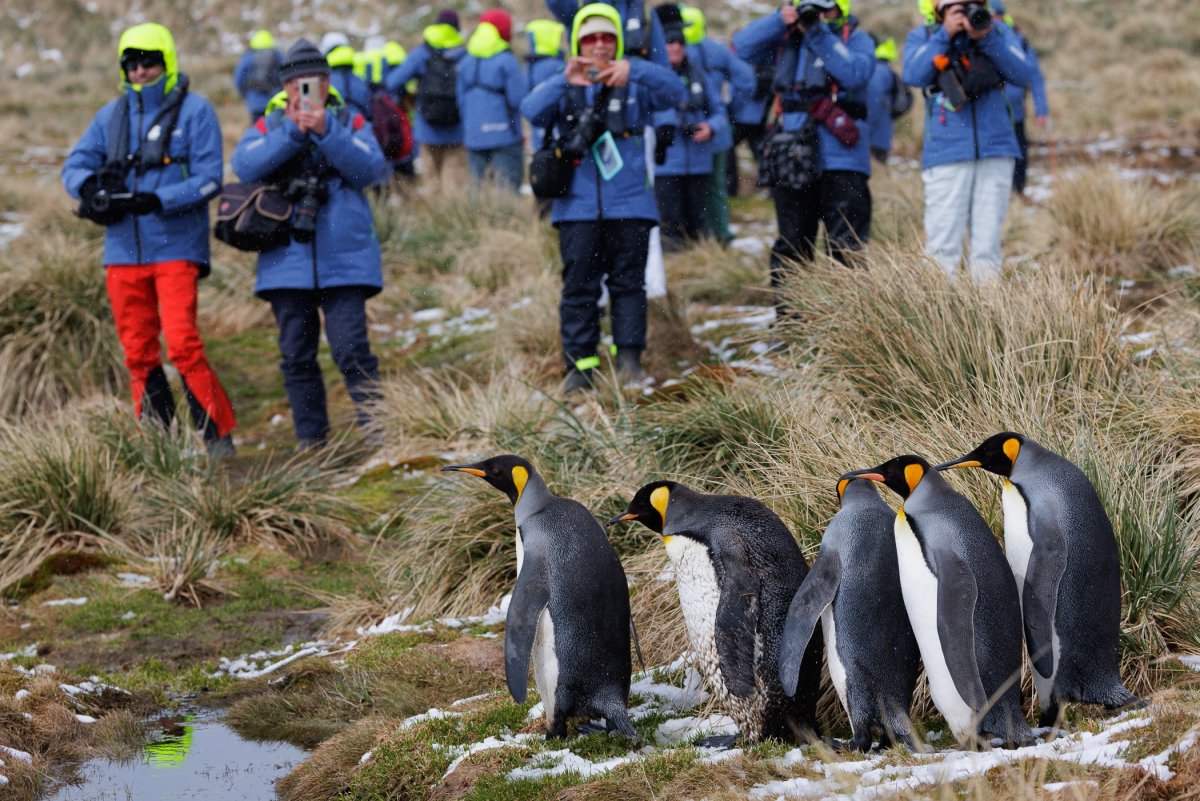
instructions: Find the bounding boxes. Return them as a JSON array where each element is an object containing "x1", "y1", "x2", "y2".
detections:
[{"x1": 279, "y1": 39, "x2": 330, "y2": 82}]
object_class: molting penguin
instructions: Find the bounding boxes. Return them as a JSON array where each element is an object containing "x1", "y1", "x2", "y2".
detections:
[
  {"x1": 779, "y1": 477, "x2": 922, "y2": 751},
  {"x1": 841, "y1": 455, "x2": 1033, "y2": 747},
  {"x1": 609, "y1": 481, "x2": 823, "y2": 745},
  {"x1": 442, "y1": 455, "x2": 636, "y2": 739},
  {"x1": 937, "y1": 433, "x2": 1143, "y2": 726}
]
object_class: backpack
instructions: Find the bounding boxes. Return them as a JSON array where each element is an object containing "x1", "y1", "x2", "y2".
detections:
[
  {"x1": 889, "y1": 68, "x2": 913, "y2": 119},
  {"x1": 417, "y1": 47, "x2": 461, "y2": 127},
  {"x1": 369, "y1": 91, "x2": 413, "y2": 161},
  {"x1": 245, "y1": 49, "x2": 280, "y2": 95}
]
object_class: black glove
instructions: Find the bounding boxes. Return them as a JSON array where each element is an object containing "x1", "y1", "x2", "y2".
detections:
[
  {"x1": 128, "y1": 192, "x2": 162, "y2": 215},
  {"x1": 654, "y1": 124, "x2": 676, "y2": 165},
  {"x1": 76, "y1": 174, "x2": 131, "y2": 226}
]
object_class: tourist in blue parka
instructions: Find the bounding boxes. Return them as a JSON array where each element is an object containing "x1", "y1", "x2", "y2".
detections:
[
  {"x1": 458, "y1": 9, "x2": 528, "y2": 191},
  {"x1": 385, "y1": 12, "x2": 467, "y2": 192},
  {"x1": 734, "y1": 0, "x2": 875, "y2": 317},
  {"x1": 521, "y1": 4, "x2": 682, "y2": 392},
  {"x1": 903, "y1": 0, "x2": 1030, "y2": 278},
  {"x1": 653, "y1": 16, "x2": 728, "y2": 251},
  {"x1": 866, "y1": 36, "x2": 901, "y2": 163},
  {"x1": 322, "y1": 33, "x2": 374, "y2": 120},
  {"x1": 233, "y1": 29, "x2": 283, "y2": 122},
  {"x1": 231, "y1": 40, "x2": 390, "y2": 449}
]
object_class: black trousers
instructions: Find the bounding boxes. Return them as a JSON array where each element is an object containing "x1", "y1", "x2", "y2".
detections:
[
  {"x1": 727, "y1": 122, "x2": 767, "y2": 196},
  {"x1": 655, "y1": 174, "x2": 710, "y2": 253},
  {"x1": 1013, "y1": 120, "x2": 1029, "y2": 194},
  {"x1": 771, "y1": 170, "x2": 871, "y2": 312},
  {"x1": 557, "y1": 219, "x2": 653, "y2": 370}
]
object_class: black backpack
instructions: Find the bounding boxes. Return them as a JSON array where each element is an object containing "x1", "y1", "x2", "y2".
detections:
[
  {"x1": 418, "y1": 47, "x2": 461, "y2": 127},
  {"x1": 245, "y1": 49, "x2": 280, "y2": 95},
  {"x1": 888, "y1": 68, "x2": 913, "y2": 119}
]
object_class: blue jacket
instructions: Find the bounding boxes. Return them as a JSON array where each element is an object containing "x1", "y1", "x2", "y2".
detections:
[
  {"x1": 654, "y1": 61, "x2": 727, "y2": 176},
  {"x1": 384, "y1": 43, "x2": 466, "y2": 146},
  {"x1": 62, "y1": 77, "x2": 223, "y2": 271},
  {"x1": 546, "y1": 0, "x2": 668, "y2": 66},
  {"x1": 231, "y1": 98, "x2": 390, "y2": 296},
  {"x1": 233, "y1": 48, "x2": 283, "y2": 117},
  {"x1": 687, "y1": 38, "x2": 754, "y2": 151},
  {"x1": 527, "y1": 55, "x2": 565, "y2": 144},
  {"x1": 902, "y1": 23, "x2": 1031, "y2": 169},
  {"x1": 521, "y1": 61, "x2": 683, "y2": 223},
  {"x1": 457, "y1": 46, "x2": 527, "y2": 151},
  {"x1": 330, "y1": 66, "x2": 373, "y2": 120},
  {"x1": 867, "y1": 60, "x2": 896, "y2": 152},
  {"x1": 734, "y1": 14, "x2": 875, "y2": 175},
  {"x1": 1004, "y1": 30, "x2": 1048, "y2": 123}
]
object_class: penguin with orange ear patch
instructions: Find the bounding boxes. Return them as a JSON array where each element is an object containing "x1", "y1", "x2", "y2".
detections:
[
  {"x1": 841, "y1": 455, "x2": 1033, "y2": 748},
  {"x1": 937, "y1": 433, "x2": 1143, "y2": 727},
  {"x1": 442, "y1": 455, "x2": 636, "y2": 740}
]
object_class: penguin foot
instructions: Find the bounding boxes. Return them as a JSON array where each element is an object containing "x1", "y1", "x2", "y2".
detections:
[
  {"x1": 577, "y1": 722, "x2": 607, "y2": 736},
  {"x1": 695, "y1": 734, "x2": 739, "y2": 749}
]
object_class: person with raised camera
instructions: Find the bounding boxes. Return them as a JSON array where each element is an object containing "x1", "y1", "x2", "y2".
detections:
[
  {"x1": 653, "y1": 6, "x2": 728, "y2": 253},
  {"x1": 63, "y1": 22, "x2": 237, "y2": 457},
  {"x1": 231, "y1": 39, "x2": 390, "y2": 450},
  {"x1": 520, "y1": 4, "x2": 683, "y2": 394},
  {"x1": 734, "y1": 0, "x2": 875, "y2": 317},
  {"x1": 903, "y1": 0, "x2": 1030, "y2": 278}
]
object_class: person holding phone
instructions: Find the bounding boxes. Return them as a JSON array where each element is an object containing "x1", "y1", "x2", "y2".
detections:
[
  {"x1": 62, "y1": 23, "x2": 237, "y2": 457},
  {"x1": 231, "y1": 39, "x2": 390, "y2": 449},
  {"x1": 521, "y1": 4, "x2": 683, "y2": 393}
]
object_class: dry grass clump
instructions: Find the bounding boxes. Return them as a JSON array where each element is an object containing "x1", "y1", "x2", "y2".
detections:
[
  {"x1": 666, "y1": 239, "x2": 769, "y2": 305},
  {"x1": 276, "y1": 716, "x2": 398, "y2": 801},
  {"x1": 1046, "y1": 168, "x2": 1200, "y2": 275}
]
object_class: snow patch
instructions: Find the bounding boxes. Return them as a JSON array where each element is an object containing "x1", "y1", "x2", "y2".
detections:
[{"x1": 42, "y1": 597, "x2": 87, "y2": 607}]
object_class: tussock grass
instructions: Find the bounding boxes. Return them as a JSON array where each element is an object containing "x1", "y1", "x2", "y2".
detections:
[
  {"x1": 276, "y1": 715, "x2": 397, "y2": 801},
  {"x1": 1046, "y1": 168, "x2": 1200, "y2": 274},
  {"x1": 666, "y1": 239, "x2": 769, "y2": 305}
]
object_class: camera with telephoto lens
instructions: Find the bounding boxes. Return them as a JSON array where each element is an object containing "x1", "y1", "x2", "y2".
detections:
[
  {"x1": 963, "y1": 3, "x2": 992, "y2": 30},
  {"x1": 796, "y1": 4, "x2": 822, "y2": 27},
  {"x1": 285, "y1": 175, "x2": 328, "y2": 243},
  {"x1": 562, "y1": 101, "x2": 607, "y2": 159},
  {"x1": 76, "y1": 168, "x2": 133, "y2": 225}
]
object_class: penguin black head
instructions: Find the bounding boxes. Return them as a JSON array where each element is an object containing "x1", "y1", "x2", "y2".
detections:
[
  {"x1": 606, "y1": 480, "x2": 677, "y2": 534},
  {"x1": 441, "y1": 454, "x2": 535, "y2": 505},
  {"x1": 935, "y1": 432, "x2": 1025, "y2": 477},
  {"x1": 839, "y1": 454, "x2": 932, "y2": 501}
]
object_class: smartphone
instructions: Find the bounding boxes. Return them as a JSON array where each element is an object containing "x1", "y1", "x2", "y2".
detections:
[{"x1": 298, "y1": 77, "x2": 318, "y2": 110}]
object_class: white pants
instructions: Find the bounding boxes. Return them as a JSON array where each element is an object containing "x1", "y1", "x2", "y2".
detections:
[{"x1": 922, "y1": 157, "x2": 1014, "y2": 280}]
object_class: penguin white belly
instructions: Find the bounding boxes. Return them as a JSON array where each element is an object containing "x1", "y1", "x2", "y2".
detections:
[
  {"x1": 894, "y1": 512, "x2": 976, "y2": 742},
  {"x1": 515, "y1": 527, "x2": 525, "y2": 576},
  {"x1": 1001, "y1": 482, "x2": 1057, "y2": 701},
  {"x1": 532, "y1": 608, "x2": 558, "y2": 722},
  {"x1": 822, "y1": 607, "x2": 849, "y2": 719},
  {"x1": 664, "y1": 536, "x2": 727, "y2": 699}
]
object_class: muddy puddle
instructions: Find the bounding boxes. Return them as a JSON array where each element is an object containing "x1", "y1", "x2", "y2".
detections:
[{"x1": 46, "y1": 714, "x2": 306, "y2": 801}]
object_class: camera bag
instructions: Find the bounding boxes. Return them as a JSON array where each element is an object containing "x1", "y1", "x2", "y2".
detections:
[
  {"x1": 214, "y1": 182, "x2": 293, "y2": 252},
  {"x1": 758, "y1": 119, "x2": 821, "y2": 190},
  {"x1": 528, "y1": 127, "x2": 574, "y2": 200}
]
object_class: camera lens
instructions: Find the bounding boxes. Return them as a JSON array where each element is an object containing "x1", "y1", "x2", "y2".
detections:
[
  {"x1": 965, "y1": 3, "x2": 992, "y2": 29},
  {"x1": 91, "y1": 190, "x2": 111, "y2": 213}
]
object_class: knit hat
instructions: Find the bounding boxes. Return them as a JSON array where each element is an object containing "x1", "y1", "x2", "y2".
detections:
[
  {"x1": 279, "y1": 39, "x2": 331, "y2": 82},
  {"x1": 479, "y1": 9, "x2": 513, "y2": 42},
  {"x1": 436, "y1": 10, "x2": 461, "y2": 29},
  {"x1": 655, "y1": 4, "x2": 685, "y2": 45}
]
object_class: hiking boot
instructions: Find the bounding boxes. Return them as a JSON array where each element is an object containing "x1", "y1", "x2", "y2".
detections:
[
  {"x1": 205, "y1": 434, "x2": 236, "y2": 459},
  {"x1": 296, "y1": 437, "x2": 327, "y2": 453},
  {"x1": 563, "y1": 368, "x2": 595, "y2": 395},
  {"x1": 615, "y1": 349, "x2": 645, "y2": 384}
]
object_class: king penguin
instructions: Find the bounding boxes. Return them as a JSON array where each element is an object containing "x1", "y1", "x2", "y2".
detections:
[
  {"x1": 937, "y1": 433, "x2": 1143, "y2": 726},
  {"x1": 442, "y1": 455, "x2": 637, "y2": 740},
  {"x1": 841, "y1": 455, "x2": 1033, "y2": 747},
  {"x1": 779, "y1": 477, "x2": 922, "y2": 751},
  {"x1": 609, "y1": 481, "x2": 823, "y2": 745}
]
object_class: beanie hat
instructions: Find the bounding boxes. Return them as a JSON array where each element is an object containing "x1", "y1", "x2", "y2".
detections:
[
  {"x1": 655, "y1": 4, "x2": 685, "y2": 45},
  {"x1": 479, "y1": 9, "x2": 513, "y2": 42},
  {"x1": 436, "y1": 10, "x2": 461, "y2": 29},
  {"x1": 280, "y1": 39, "x2": 331, "y2": 82}
]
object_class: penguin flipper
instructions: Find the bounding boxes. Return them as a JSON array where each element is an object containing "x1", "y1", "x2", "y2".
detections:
[
  {"x1": 779, "y1": 550, "x2": 841, "y2": 696},
  {"x1": 935, "y1": 550, "x2": 989, "y2": 712},
  {"x1": 505, "y1": 550, "x2": 551, "y2": 704},
  {"x1": 714, "y1": 569, "x2": 761, "y2": 699},
  {"x1": 1022, "y1": 524, "x2": 1067, "y2": 679}
]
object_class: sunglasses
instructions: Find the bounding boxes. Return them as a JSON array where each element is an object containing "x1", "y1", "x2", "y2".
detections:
[
  {"x1": 121, "y1": 51, "x2": 165, "y2": 72},
  {"x1": 579, "y1": 32, "x2": 617, "y2": 45}
]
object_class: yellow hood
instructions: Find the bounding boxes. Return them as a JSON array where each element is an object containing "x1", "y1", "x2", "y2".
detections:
[
  {"x1": 571, "y1": 3, "x2": 624, "y2": 59},
  {"x1": 467, "y1": 22, "x2": 510, "y2": 59},
  {"x1": 118, "y1": 22, "x2": 178, "y2": 93}
]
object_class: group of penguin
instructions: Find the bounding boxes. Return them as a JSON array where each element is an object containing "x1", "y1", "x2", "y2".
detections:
[{"x1": 441, "y1": 431, "x2": 1144, "y2": 751}]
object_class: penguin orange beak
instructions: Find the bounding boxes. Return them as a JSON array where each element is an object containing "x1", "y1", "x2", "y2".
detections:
[
  {"x1": 441, "y1": 465, "x2": 487, "y2": 477},
  {"x1": 838, "y1": 469, "x2": 886, "y2": 483},
  {"x1": 606, "y1": 512, "x2": 638, "y2": 527},
  {"x1": 934, "y1": 458, "x2": 981, "y2": 471}
]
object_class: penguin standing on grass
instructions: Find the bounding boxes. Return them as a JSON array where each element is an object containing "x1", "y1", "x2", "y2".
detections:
[
  {"x1": 442, "y1": 455, "x2": 637, "y2": 740},
  {"x1": 937, "y1": 433, "x2": 1144, "y2": 726},
  {"x1": 779, "y1": 477, "x2": 922, "y2": 751},
  {"x1": 841, "y1": 455, "x2": 1033, "y2": 748},
  {"x1": 609, "y1": 481, "x2": 823, "y2": 745}
]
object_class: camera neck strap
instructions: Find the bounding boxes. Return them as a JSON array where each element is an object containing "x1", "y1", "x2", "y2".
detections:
[{"x1": 106, "y1": 74, "x2": 190, "y2": 176}]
